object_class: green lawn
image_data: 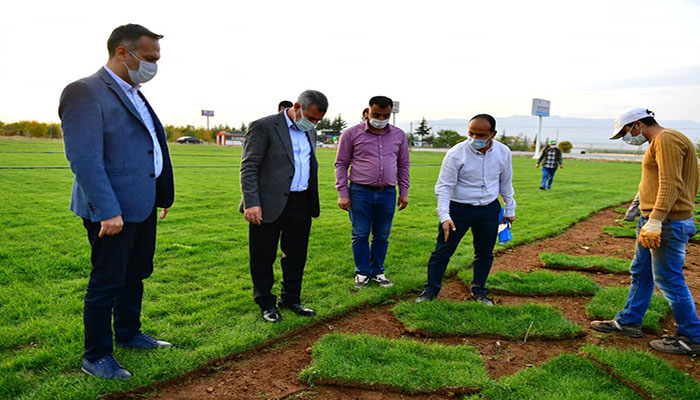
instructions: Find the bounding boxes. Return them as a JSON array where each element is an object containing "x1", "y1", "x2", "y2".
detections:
[
  {"x1": 392, "y1": 301, "x2": 583, "y2": 339},
  {"x1": 300, "y1": 333, "x2": 489, "y2": 394},
  {"x1": 585, "y1": 287, "x2": 670, "y2": 331},
  {"x1": 539, "y1": 252, "x2": 631, "y2": 274},
  {"x1": 0, "y1": 138, "x2": 641, "y2": 399},
  {"x1": 459, "y1": 269, "x2": 599, "y2": 296},
  {"x1": 580, "y1": 345, "x2": 700, "y2": 400}
]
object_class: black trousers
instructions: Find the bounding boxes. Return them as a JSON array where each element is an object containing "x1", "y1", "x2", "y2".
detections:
[
  {"x1": 82, "y1": 208, "x2": 156, "y2": 361},
  {"x1": 249, "y1": 191, "x2": 312, "y2": 310}
]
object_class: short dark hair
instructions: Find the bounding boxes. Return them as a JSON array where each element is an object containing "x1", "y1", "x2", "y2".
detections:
[
  {"x1": 624, "y1": 111, "x2": 658, "y2": 128},
  {"x1": 369, "y1": 96, "x2": 393, "y2": 109},
  {"x1": 469, "y1": 114, "x2": 496, "y2": 132},
  {"x1": 362, "y1": 107, "x2": 369, "y2": 115},
  {"x1": 298, "y1": 90, "x2": 328, "y2": 113},
  {"x1": 278, "y1": 100, "x2": 293, "y2": 111},
  {"x1": 107, "y1": 24, "x2": 163, "y2": 57}
]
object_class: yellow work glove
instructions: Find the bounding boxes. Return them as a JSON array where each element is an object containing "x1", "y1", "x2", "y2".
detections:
[{"x1": 639, "y1": 218, "x2": 662, "y2": 249}]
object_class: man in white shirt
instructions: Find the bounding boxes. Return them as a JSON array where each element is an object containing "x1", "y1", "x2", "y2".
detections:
[{"x1": 415, "y1": 114, "x2": 516, "y2": 305}]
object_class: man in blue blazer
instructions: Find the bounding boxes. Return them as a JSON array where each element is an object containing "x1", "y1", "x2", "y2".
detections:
[{"x1": 59, "y1": 24, "x2": 174, "y2": 380}]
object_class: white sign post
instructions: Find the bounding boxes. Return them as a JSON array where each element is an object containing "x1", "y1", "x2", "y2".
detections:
[
  {"x1": 201, "y1": 110, "x2": 215, "y2": 130},
  {"x1": 391, "y1": 101, "x2": 400, "y2": 126},
  {"x1": 531, "y1": 99, "x2": 550, "y2": 159}
]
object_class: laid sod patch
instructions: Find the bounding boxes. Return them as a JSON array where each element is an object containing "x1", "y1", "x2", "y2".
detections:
[
  {"x1": 458, "y1": 269, "x2": 599, "y2": 296},
  {"x1": 585, "y1": 287, "x2": 670, "y2": 331},
  {"x1": 614, "y1": 207, "x2": 629, "y2": 214},
  {"x1": 580, "y1": 345, "x2": 700, "y2": 400},
  {"x1": 539, "y1": 252, "x2": 630, "y2": 274},
  {"x1": 470, "y1": 353, "x2": 641, "y2": 400},
  {"x1": 392, "y1": 301, "x2": 583, "y2": 340},
  {"x1": 604, "y1": 225, "x2": 637, "y2": 238},
  {"x1": 299, "y1": 333, "x2": 489, "y2": 394}
]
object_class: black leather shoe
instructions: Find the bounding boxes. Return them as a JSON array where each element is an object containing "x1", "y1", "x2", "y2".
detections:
[
  {"x1": 415, "y1": 290, "x2": 437, "y2": 303},
  {"x1": 262, "y1": 307, "x2": 282, "y2": 323},
  {"x1": 278, "y1": 301, "x2": 316, "y2": 317}
]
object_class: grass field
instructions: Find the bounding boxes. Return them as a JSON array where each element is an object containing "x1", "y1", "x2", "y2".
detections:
[{"x1": 0, "y1": 138, "x2": 641, "y2": 399}]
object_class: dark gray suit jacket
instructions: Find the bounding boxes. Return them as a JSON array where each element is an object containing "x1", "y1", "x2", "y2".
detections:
[{"x1": 239, "y1": 111, "x2": 320, "y2": 223}]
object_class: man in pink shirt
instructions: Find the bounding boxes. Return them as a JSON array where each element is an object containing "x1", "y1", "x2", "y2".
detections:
[{"x1": 335, "y1": 96, "x2": 410, "y2": 289}]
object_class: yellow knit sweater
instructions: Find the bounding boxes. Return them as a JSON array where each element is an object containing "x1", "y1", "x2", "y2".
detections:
[{"x1": 639, "y1": 129, "x2": 699, "y2": 221}]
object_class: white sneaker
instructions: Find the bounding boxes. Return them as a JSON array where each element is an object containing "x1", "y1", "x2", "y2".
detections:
[
  {"x1": 371, "y1": 273, "x2": 393, "y2": 288},
  {"x1": 354, "y1": 274, "x2": 370, "y2": 289}
]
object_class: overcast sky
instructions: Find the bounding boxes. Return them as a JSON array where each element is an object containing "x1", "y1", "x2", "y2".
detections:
[{"x1": 1, "y1": 0, "x2": 699, "y2": 129}]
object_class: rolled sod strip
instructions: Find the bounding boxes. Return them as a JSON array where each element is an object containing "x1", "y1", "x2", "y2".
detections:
[
  {"x1": 299, "y1": 333, "x2": 489, "y2": 394},
  {"x1": 585, "y1": 287, "x2": 670, "y2": 332},
  {"x1": 392, "y1": 301, "x2": 584, "y2": 340},
  {"x1": 579, "y1": 345, "x2": 700, "y2": 400},
  {"x1": 539, "y1": 252, "x2": 631, "y2": 274},
  {"x1": 459, "y1": 269, "x2": 600, "y2": 296},
  {"x1": 473, "y1": 353, "x2": 641, "y2": 400}
]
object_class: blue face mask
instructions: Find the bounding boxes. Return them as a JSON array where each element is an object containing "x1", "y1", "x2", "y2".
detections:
[
  {"x1": 294, "y1": 107, "x2": 316, "y2": 132},
  {"x1": 467, "y1": 136, "x2": 490, "y2": 150}
]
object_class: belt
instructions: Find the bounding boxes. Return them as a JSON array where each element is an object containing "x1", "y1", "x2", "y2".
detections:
[{"x1": 351, "y1": 182, "x2": 395, "y2": 192}]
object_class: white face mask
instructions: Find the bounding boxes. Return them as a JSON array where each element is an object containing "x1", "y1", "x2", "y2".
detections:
[
  {"x1": 622, "y1": 125, "x2": 647, "y2": 146},
  {"x1": 125, "y1": 49, "x2": 158, "y2": 84},
  {"x1": 294, "y1": 107, "x2": 316, "y2": 132},
  {"x1": 369, "y1": 118, "x2": 389, "y2": 129}
]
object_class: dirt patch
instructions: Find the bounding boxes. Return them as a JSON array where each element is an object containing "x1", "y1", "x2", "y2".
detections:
[{"x1": 113, "y1": 207, "x2": 700, "y2": 400}]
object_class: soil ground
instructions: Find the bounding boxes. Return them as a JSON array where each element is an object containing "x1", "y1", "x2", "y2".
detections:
[{"x1": 108, "y1": 207, "x2": 700, "y2": 400}]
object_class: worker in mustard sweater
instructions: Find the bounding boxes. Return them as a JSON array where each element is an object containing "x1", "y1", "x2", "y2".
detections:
[{"x1": 591, "y1": 107, "x2": 700, "y2": 355}]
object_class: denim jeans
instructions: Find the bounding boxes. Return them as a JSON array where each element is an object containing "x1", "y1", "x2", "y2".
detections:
[
  {"x1": 540, "y1": 167, "x2": 557, "y2": 189},
  {"x1": 424, "y1": 200, "x2": 500, "y2": 296},
  {"x1": 616, "y1": 216, "x2": 700, "y2": 343},
  {"x1": 349, "y1": 183, "x2": 396, "y2": 277}
]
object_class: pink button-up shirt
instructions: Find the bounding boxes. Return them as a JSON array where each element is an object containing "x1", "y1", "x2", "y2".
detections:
[{"x1": 334, "y1": 122, "x2": 410, "y2": 198}]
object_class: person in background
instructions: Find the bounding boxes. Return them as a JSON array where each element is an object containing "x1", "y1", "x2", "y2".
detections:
[
  {"x1": 278, "y1": 100, "x2": 293, "y2": 112},
  {"x1": 361, "y1": 107, "x2": 369, "y2": 122},
  {"x1": 335, "y1": 96, "x2": 410, "y2": 289},
  {"x1": 59, "y1": 23, "x2": 174, "y2": 380},
  {"x1": 591, "y1": 107, "x2": 700, "y2": 355},
  {"x1": 535, "y1": 139, "x2": 563, "y2": 190},
  {"x1": 415, "y1": 114, "x2": 516, "y2": 305},
  {"x1": 240, "y1": 90, "x2": 327, "y2": 323}
]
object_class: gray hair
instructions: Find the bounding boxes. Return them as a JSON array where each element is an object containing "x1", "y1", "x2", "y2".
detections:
[{"x1": 297, "y1": 90, "x2": 328, "y2": 113}]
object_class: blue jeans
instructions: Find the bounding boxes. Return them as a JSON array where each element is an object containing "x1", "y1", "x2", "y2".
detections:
[
  {"x1": 424, "y1": 200, "x2": 500, "y2": 296},
  {"x1": 541, "y1": 167, "x2": 557, "y2": 189},
  {"x1": 616, "y1": 216, "x2": 700, "y2": 343},
  {"x1": 349, "y1": 183, "x2": 396, "y2": 277}
]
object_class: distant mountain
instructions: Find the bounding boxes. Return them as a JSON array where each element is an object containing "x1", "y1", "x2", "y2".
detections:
[{"x1": 396, "y1": 116, "x2": 700, "y2": 148}]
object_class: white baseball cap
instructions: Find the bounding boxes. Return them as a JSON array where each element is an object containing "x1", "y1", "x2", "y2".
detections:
[{"x1": 609, "y1": 107, "x2": 655, "y2": 139}]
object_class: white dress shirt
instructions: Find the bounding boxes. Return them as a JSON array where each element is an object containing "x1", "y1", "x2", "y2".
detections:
[
  {"x1": 435, "y1": 140, "x2": 516, "y2": 223},
  {"x1": 103, "y1": 66, "x2": 163, "y2": 178},
  {"x1": 282, "y1": 109, "x2": 311, "y2": 191}
]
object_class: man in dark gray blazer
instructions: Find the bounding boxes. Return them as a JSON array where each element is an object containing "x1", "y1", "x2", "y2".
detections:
[
  {"x1": 59, "y1": 24, "x2": 174, "y2": 380},
  {"x1": 240, "y1": 90, "x2": 327, "y2": 322}
]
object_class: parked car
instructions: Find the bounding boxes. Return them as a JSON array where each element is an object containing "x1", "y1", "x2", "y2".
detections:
[{"x1": 176, "y1": 136, "x2": 203, "y2": 144}]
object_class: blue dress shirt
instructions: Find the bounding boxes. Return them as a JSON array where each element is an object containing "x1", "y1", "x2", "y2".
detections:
[
  {"x1": 103, "y1": 66, "x2": 163, "y2": 178},
  {"x1": 282, "y1": 109, "x2": 311, "y2": 191}
]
